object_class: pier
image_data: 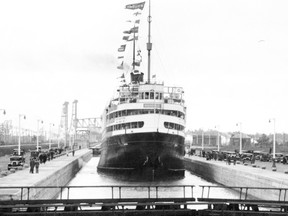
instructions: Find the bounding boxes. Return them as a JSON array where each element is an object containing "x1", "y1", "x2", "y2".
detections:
[{"x1": 0, "y1": 151, "x2": 288, "y2": 215}]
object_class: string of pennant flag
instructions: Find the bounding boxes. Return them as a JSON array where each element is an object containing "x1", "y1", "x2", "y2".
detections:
[{"x1": 117, "y1": 1, "x2": 146, "y2": 82}]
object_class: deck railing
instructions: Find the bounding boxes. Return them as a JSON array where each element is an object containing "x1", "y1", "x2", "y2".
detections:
[
  {"x1": 0, "y1": 185, "x2": 195, "y2": 201},
  {"x1": 199, "y1": 185, "x2": 288, "y2": 202}
]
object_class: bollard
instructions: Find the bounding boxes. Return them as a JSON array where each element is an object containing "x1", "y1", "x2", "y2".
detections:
[
  {"x1": 261, "y1": 166, "x2": 266, "y2": 169},
  {"x1": 272, "y1": 159, "x2": 277, "y2": 171}
]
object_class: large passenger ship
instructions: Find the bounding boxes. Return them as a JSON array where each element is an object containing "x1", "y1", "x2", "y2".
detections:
[{"x1": 97, "y1": 1, "x2": 186, "y2": 178}]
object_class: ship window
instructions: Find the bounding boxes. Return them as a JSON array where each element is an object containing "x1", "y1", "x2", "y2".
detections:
[
  {"x1": 110, "y1": 109, "x2": 185, "y2": 119},
  {"x1": 131, "y1": 122, "x2": 137, "y2": 128},
  {"x1": 164, "y1": 122, "x2": 184, "y2": 131},
  {"x1": 138, "y1": 121, "x2": 144, "y2": 128},
  {"x1": 145, "y1": 92, "x2": 149, "y2": 99},
  {"x1": 142, "y1": 110, "x2": 149, "y2": 114},
  {"x1": 160, "y1": 93, "x2": 163, "y2": 100},
  {"x1": 155, "y1": 92, "x2": 159, "y2": 99},
  {"x1": 108, "y1": 121, "x2": 144, "y2": 132},
  {"x1": 150, "y1": 92, "x2": 154, "y2": 99}
]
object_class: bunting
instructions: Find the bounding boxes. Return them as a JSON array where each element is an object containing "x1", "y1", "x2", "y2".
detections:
[
  {"x1": 125, "y1": 2, "x2": 145, "y2": 10},
  {"x1": 137, "y1": 50, "x2": 142, "y2": 61},
  {"x1": 132, "y1": 49, "x2": 142, "y2": 67},
  {"x1": 133, "y1": 12, "x2": 141, "y2": 16},
  {"x1": 131, "y1": 26, "x2": 139, "y2": 33},
  {"x1": 118, "y1": 73, "x2": 125, "y2": 78},
  {"x1": 127, "y1": 36, "x2": 138, "y2": 41},
  {"x1": 118, "y1": 45, "x2": 126, "y2": 52},
  {"x1": 117, "y1": 61, "x2": 124, "y2": 70},
  {"x1": 132, "y1": 62, "x2": 140, "y2": 67},
  {"x1": 116, "y1": 1, "x2": 145, "y2": 71},
  {"x1": 122, "y1": 36, "x2": 129, "y2": 41},
  {"x1": 123, "y1": 26, "x2": 138, "y2": 34}
]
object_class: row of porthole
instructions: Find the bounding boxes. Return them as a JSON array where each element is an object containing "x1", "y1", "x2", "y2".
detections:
[
  {"x1": 164, "y1": 122, "x2": 185, "y2": 131},
  {"x1": 106, "y1": 121, "x2": 144, "y2": 132},
  {"x1": 106, "y1": 121, "x2": 184, "y2": 132},
  {"x1": 106, "y1": 109, "x2": 185, "y2": 121}
]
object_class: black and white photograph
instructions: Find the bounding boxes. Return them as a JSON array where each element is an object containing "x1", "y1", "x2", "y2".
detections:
[{"x1": 1, "y1": 0, "x2": 288, "y2": 214}]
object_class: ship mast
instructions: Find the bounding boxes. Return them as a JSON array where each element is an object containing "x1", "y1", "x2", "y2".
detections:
[
  {"x1": 147, "y1": 0, "x2": 152, "y2": 83},
  {"x1": 132, "y1": 23, "x2": 136, "y2": 70}
]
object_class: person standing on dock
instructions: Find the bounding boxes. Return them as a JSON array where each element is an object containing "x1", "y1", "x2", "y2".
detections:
[
  {"x1": 29, "y1": 158, "x2": 35, "y2": 174},
  {"x1": 35, "y1": 158, "x2": 40, "y2": 173}
]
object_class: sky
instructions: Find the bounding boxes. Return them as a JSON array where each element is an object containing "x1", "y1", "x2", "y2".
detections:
[{"x1": 1, "y1": 0, "x2": 288, "y2": 135}]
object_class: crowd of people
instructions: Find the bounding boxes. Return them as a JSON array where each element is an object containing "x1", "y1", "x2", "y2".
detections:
[{"x1": 29, "y1": 148, "x2": 64, "y2": 174}]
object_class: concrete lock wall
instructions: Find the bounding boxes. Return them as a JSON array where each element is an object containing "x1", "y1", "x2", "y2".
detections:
[
  {"x1": 184, "y1": 157, "x2": 288, "y2": 200},
  {"x1": 19, "y1": 150, "x2": 92, "y2": 200}
]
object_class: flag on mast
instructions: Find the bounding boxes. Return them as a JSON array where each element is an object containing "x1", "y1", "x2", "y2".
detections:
[
  {"x1": 125, "y1": 2, "x2": 145, "y2": 10},
  {"x1": 118, "y1": 45, "x2": 126, "y2": 52},
  {"x1": 122, "y1": 36, "x2": 129, "y2": 41},
  {"x1": 133, "y1": 12, "x2": 141, "y2": 16},
  {"x1": 117, "y1": 73, "x2": 125, "y2": 78},
  {"x1": 123, "y1": 26, "x2": 139, "y2": 34},
  {"x1": 127, "y1": 36, "x2": 138, "y2": 41},
  {"x1": 117, "y1": 61, "x2": 124, "y2": 70}
]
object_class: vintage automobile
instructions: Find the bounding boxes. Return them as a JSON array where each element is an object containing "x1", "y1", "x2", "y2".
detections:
[
  {"x1": 253, "y1": 151, "x2": 265, "y2": 160},
  {"x1": 241, "y1": 153, "x2": 253, "y2": 161},
  {"x1": 271, "y1": 153, "x2": 284, "y2": 163},
  {"x1": 7, "y1": 155, "x2": 25, "y2": 170},
  {"x1": 259, "y1": 152, "x2": 270, "y2": 162},
  {"x1": 281, "y1": 154, "x2": 288, "y2": 164},
  {"x1": 12, "y1": 149, "x2": 25, "y2": 156}
]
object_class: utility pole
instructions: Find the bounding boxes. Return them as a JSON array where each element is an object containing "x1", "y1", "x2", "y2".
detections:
[
  {"x1": 236, "y1": 122, "x2": 242, "y2": 154},
  {"x1": 62, "y1": 102, "x2": 69, "y2": 148}
]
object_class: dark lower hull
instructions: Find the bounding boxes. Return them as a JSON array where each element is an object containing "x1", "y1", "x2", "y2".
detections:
[{"x1": 97, "y1": 132, "x2": 185, "y2": 179}]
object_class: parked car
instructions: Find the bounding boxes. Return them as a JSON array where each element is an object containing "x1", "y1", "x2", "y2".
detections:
[
  {"x1": 7, "y1": 155, "x2": 25, "y2": 170},
  {"x1": 260, "y1": 153, "x2": 270, "y2": 162},
  {"x1": 271, "y1": 153, "x2": 284, "y2": 163},
  {"x1": 253, "y1": 151, "x2": 265, "y2": 160},
  {"x1": 281, "y1": 154, "x2": 288, "y2": 164},
  {"x1": 12, "y1": 149, "x2": 24, "y2": 156},
  {"x1": 241, "y1": 153, "x2": 253, "y2": 161}
]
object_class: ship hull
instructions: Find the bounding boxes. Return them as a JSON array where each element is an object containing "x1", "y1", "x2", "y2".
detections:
[{"x1": 97, "y1": 132, "x2": 185, "y2": 179}]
